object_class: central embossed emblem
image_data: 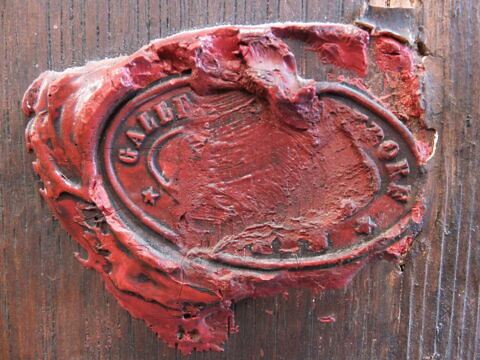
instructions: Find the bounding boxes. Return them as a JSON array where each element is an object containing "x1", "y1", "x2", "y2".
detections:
[{"x1": 23, "y1": 24, "x2": 433, "y2": 353}]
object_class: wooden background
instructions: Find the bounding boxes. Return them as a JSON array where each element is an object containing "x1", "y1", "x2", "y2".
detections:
[{"x1": 1, "y1": 0, "x2": 479, "y2": 359}]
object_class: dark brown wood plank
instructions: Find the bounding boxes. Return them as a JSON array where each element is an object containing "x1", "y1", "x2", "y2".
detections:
[{"x1": 0, "y1": 0, "x2": 479, "y2": 359}]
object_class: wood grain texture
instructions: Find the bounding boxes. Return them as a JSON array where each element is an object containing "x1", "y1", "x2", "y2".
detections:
[{"x1": 0, "y1": 0, "x2": 478, "y2": 359}]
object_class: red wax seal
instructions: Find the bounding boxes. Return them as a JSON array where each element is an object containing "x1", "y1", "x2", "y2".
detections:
[{"x1": 23, "y1": 24, "x2": 432, "y2": 353}]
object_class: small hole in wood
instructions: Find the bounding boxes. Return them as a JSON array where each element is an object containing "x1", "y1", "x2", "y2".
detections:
[
  {"x1": 369, "y1": 0, "x2": 415, "y2": 8},
  {"x1": 416, "y1": 40, "x2": 430, "y2": 56}
]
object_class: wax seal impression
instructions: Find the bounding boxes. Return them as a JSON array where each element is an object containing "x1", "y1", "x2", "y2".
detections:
[{"x1": 23, "y1": 23, "x2": 433, "y2": 353}]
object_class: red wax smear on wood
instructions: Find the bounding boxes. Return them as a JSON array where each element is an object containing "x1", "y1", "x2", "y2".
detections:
[
  {"x1": 373, "y1": 36, "x2": 434, "y2": 163},
  {"x1": 318, "y1": 316, "x2": 336, "y2": 323},
  {"x1": 373, "y1": 37, "x2": 424, "y2": 122},
  {"x1": 22, "y1": 24, "x2": 427, "y2": 354},
  {"x1": 272, "y1": 25, "x2": 370, "y2": 76},
  {"x1": 384, "y1": 236, "x2": 414, "y2": 259},
  {"x1": 384, "y1": 201, "x2": 425, "y2": 260}
]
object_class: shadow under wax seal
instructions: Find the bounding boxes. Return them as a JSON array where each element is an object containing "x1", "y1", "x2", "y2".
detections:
[{"x1": 22, "y1": 23, "x2": 433, "y2": 353}]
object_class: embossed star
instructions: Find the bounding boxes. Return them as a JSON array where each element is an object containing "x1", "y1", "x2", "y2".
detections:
[
  {"x1": 354, "y1": 216, "x2": 377, "y2": 235},
  {"x1": 141, "y1": 186, "x2": 160, "y2": 205}
]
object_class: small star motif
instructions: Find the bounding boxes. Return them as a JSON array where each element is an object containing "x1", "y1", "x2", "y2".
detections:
[
  {"x1": 354, "y1": 216, "x2": 377, "y2": 235},
  {"x1": 141, "y1": 186, "x2": 160, "y2": 205}
]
